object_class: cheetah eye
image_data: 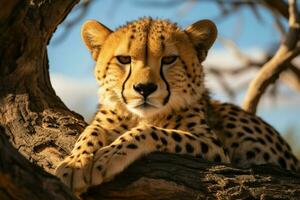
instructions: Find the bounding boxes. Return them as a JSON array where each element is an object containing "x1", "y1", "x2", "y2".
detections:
[
  {"x1": 161, "y1": 56, "x2": 178, "y2": 65},
  {"x1": 116, "y1": 56, "x2": 131, "y2": 64}
]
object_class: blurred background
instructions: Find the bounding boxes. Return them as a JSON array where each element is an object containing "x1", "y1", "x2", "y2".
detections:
[{"x1": 48, "y1": 0, "x2": 300, "y2": 155}]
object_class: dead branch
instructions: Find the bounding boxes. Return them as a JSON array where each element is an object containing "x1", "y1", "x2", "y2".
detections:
[
  {"x1": 262, "y1": 0, "x2": 289, "y2": 19},
  {"x1": 242, "y1": 0, "x2": 300, "y2": 113}
]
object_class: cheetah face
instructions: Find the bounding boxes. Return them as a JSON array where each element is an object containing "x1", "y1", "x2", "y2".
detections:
[{"x1": 81, "y1": 18, "x2": 217, "y2": 118}]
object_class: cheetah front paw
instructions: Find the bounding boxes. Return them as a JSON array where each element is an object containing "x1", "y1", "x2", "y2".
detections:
[
  {"x1": 88, "y1": 145, "x2": 129, "y2": 185},
  {"x1": 56, "y1": 143, "x2": 143, "y2": 194},
  {"x1": 55, "y1": 153, "x2": 94, "y2": 194}
]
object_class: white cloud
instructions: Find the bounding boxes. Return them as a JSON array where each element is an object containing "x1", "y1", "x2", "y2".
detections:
[
  {"x1": 204, "y1": 48, "x2": 300, "y2": 108},
  {"x1": 204, "y1": 48, "x2": 263, "y2": 95},
  {"x1": 205, "y1": 48, "x2": 266, "y2": 68},
  {"x1": 50, "y1": 74, "x2": 98, "y2": 122}
]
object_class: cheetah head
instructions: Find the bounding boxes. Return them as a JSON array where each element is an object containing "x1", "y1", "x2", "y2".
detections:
[{"x1": 81, "y1": 18, "x2": 217, "y2": 118}]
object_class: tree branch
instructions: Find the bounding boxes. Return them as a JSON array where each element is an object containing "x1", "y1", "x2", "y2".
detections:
[
  {"x1": 263, "y1": 0, "x2": 289, "y2": 19},
  {"x1": 242, "y1": 0, "x2": 300, "y2": 113},
  {"x1": 81, "y1": 153, "x2": 300, "y2": 200}
]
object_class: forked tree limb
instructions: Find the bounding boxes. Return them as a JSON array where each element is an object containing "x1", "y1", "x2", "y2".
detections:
[{"x1": 242, "y1": 0, "x2": 300, "y2": 113}]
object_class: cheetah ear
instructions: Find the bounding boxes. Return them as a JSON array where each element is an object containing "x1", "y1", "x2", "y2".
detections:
[
  {"x1": 185, "y1": 19, "x2": 217, "y2": 61},
  {"x1": 81, "y1": 20, "x2": 112, "y2": 61}
]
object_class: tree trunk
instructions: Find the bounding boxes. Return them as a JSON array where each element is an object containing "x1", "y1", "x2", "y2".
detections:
[
  {"x1": 0, "y1": 1, "x2": 300, "y2": 200},
  {"x1": 0, "y1": 126, "x2": 77, "y2": 200},
  {"x1": 0, "y1": 0, "x2": 85, "y2": 173}
]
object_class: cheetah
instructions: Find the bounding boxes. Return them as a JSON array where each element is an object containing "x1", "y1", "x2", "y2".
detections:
[{"x1": 55, "y1": 17, "x2": 299, "y2": 194}]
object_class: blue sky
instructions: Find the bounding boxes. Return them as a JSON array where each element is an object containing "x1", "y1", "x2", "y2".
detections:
[
  {"x1": 48, "y1": 0, "x2": 300, "y2": 139},
  {"x1": 49, "y1": 0, "x2": 281, "y2": 76}
]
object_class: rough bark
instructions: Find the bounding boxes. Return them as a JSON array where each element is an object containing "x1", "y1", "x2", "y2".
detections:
[
  {"x1": 0, "y1": 126, "x2": 77, "y2": 200},
  {"x1": 82, "y1": 153, "x2": 300, "y2": 200},
  {"x1": 0, "y1": 0, "x2": 85, "y2": 173}
]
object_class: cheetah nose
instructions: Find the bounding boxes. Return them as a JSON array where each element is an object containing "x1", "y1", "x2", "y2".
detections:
[{"x1": 133, "y1": 83, "x2": 157, "y2": 98}]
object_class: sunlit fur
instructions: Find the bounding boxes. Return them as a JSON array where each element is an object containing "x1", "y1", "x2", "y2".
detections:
[
  {"x1": 94, "y1": 18, "x2": 206, "y2": 119},
  {"x1": 55, "y1": 19, "x2": 300, "y2": 194}
]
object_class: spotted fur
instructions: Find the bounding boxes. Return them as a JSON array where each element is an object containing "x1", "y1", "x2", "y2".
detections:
[{"x1": 55, "y1": 18, "x2": 299, "y2": 194}]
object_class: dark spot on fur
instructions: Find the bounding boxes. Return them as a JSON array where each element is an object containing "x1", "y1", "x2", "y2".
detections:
[
  {"x1": 242, "y1": 126, "x2": 253, "y2": 134},
  {"x1": 257, "y1": 138, "x2": 266, "y2": 145},
  {"x1": 172, "y1": 132, "x2": 182, "y2": 142},
  {"x1": 270, "y1": 147, "x2": 277, "y2": 154},
  {"x1": 135, "y1": 135, "x2": 140, "y2": 141},
  {"x1": 266, "y1": 127, "x2": 275, "y2": 135},
  {"x1": 186, "y1": 134, "x2": 196, "y2": 140},
  {"x1": 243, "y1": 137, "x2": 257, "y2": 142},
  {"x1": 127, "y1": 144, "x2": 138, "y2": 149},
  {"x1": 100, "y1": 110, "x2": 107, "y2": 114},
  {"x1": 151, "y1": 131, "x2": 159, "y2": 141},
  {"x1": 225, "y1": 132, "x2": 233, "y2": 138},
  {"x1": 214, "y1": 154, "x2": 222, "y2": 162},
  {"x1": 175, "y1": 115, "x2": 183, "y2": 123},
  {"x1": 186, "y1": 143, "x2": 194, "y2": 153},
  {"x1": 275, "y1": 142, "x2": 282, "y2": 151},
  {"x1": 284, "y1": 151, "x2": 291, "y2": 159},
  {"x1": 201, "y1": 142, "x2": 209, "y2": 153},
  {"x1": 231, "y1": 142, "x2": 239, "y2": 148},
  {"x1": 238, "y1": 132, "x2": 244, "y2": 137},
  {"x1": 175, "y1": 145, "x2": 182, "y2": 153},
  {"x1": 96, "y1": 165, "x2": 102, "y2": 171},
  {"x1": 106, "y1": 118, "x2": 114, "y2": 123},
  {"x1": 228, "y1": 111, "x2": 238, "y2": 116},
  {"x1": 121, "y1": 124, "x2": 128, "y2": 130},
  {"x1": 250, "y1": 117, "x2": 260, "y2": 124},
  {"x1": 91, "y1": 132, "x2": 98, "y2": 136},
  {"x1": 161, "y1": 130, "x2": 168, "y2": 136},
  {"x1": 160, "y1": 137, "x2": 168, "y2": 145},
  {"x1": 187, "y1": 122, "x2": 197, "y2": 129},
  {"x1": 278, "y1": 157, "x2": 287, "y2": 169},
  {"x1": 263, "y1": 152, "x2": 270, "y2": 161},
  {"x1": 254, "y1": 126, "x2": 262, "y2": 134},
  {"x1": 226, "y1": 123, "x2": 236, "y2": 129},
  {"x1": 240, "y1": 118, "x2": 249, "y2": 123},
  {"x1": 212, "y1": 138, "x2": 222, "y2": 147},
  {"x1": 246, "y1": 151, "x2": 255, "y2": 160},
  {"x1": 265, "y1": 135, "x2": 273, "y2": 143},
  {"x1": 193, "y1": 107, "x2": 200, "y2": 112}
]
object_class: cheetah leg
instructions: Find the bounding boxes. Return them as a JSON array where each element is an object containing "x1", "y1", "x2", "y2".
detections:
[
  {"x1": 55, "y1": 123, "x2": 123, "y2": 193},
  {"x1": 63, "y1": 125, "x2": 229, "y2": 193}
]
